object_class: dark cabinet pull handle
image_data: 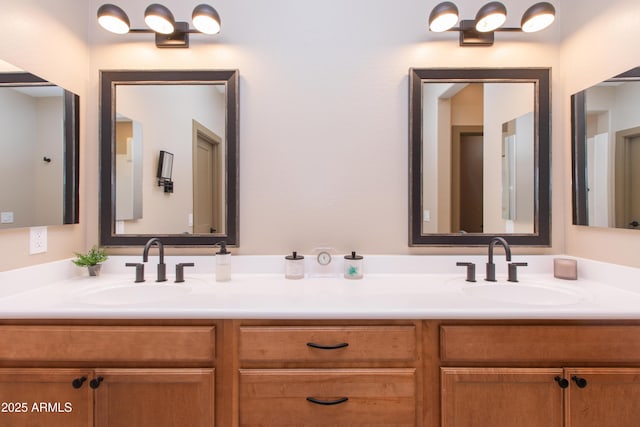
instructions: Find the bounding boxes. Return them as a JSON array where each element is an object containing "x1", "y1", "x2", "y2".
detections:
[
  {"x1": 572, "y1": 376, "x2": 588, "y2": 388},
  {"x1": 554, "y1": 376, "x2": 569, "y2": 389},
  {"x1": 72, "y1": 377, "x2": 87, "y2": 389},
  {"x1": 306, "y1": 397, "x2": 349, "y2": 406},
  {"x1": 89, "y1": 376, "x2": 104, "y2": 389},
  {"x1": 306, "y1": 342, "x2": 349, "y2": 350}
]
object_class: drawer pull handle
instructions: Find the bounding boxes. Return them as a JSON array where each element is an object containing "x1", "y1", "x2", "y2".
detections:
[
  {"x1": 90, "y1": 377, "x2": 104, "y2": 389},
  {"x1": 572, "y1": 376, "x2": 588, "y2": 388},
  {"x1": 554, "y1": 376, "x2": 569, "y2": 389},
  {"x1": 72, "y1": 377, "x2": 87, "y2": 389},
  {"x1": 306, "y1": 397, "x2": 349, "y2": 406},
  {"x1": 306, "y1": 342, "x2": 349, "y2": 350}
]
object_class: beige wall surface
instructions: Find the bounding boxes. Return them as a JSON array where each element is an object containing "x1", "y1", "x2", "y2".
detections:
[
  {"x1": 87, "y1": 0, "x2": 562, "y2": 259},
  {"x1": 2, "y1": 0, "x2": 639, "y2": 271}
]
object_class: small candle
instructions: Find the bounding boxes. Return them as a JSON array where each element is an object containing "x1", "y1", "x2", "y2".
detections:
[{"x1": 554, "y1": 258, "x2": 577, "y2": 280}]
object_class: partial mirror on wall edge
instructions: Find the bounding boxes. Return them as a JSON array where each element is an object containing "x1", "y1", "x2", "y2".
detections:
[
  {"x1": 99, "y1": 69, "x2": 239, "y2": 247},
  {"x1": 571, "y1": 66, "x2": 640, "y2": 231},
  {"x1": 409, "y1": 67, "x2": 551, "y2": 246},
  {"x1": 0, "y1": 65, "x2": 80, "y2": 230}
]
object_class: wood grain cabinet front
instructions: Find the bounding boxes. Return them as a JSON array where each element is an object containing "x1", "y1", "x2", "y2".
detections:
[
  {"x1": 93, "y1": 368, "x2": 214, "y2": 427},
  {"x1": 0, "y1": 368, "x2": 214, "y2": 427},
  {"x1": 0, "y1": 368, "x2": 93, "y2": 427},
  {"x1": 438, "y1": 324, "x2": 640, "y2": 427},
  {"x1": 239, "y1": 368, "x2": 416, "y2": 427},
  {"x1": 239, "y1": 325, "x2": 416, "y2": 365},
  {"x1": 0, "y1": 325, "x2": 215, "y2": 366},
  {"x1": 441, "y1": 368, "x2": 564, "y2": 427},
  {"x1": 0, "y1": 324, "x2": 217, "y2": 427},
  {"x1": 237, "y1": 322, "x2": 421, "y2": 427}
]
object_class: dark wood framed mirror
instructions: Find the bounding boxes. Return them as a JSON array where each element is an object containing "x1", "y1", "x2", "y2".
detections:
[
  {"x1": 0, "y1": 70, "x2": 79, "y2": 228},
  {"x1": 572, "y1": 67, "x2": 640, "y2": 230},
  {"x1": 409, "y1": 68, "x2": 551, "y2": 246},
  {"x1": 100, "y1": 70, "x2": 239, "y2": 246}
]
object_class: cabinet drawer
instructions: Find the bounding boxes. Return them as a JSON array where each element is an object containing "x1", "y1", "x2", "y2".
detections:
[
  {"x1": 239, "y1": 368, "x2": 416, "y2": 426},
  {"x1": 441, "y1": 325, "x2": 640, "y2": 363},
  {"x1": 239, "y1": 326, "x2": 416, "y2": 364},
  {"x1": 0, "y1": 326, "x2": 215, "y2": 365}
]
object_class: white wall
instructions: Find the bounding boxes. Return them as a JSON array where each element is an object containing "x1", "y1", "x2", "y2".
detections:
[
  {"x1": 88, "y1": 0, "x2": 562, "y2": 257},
  {"x1": 0, "y1": 0, "x2": 88, "y2": 271},
  {"x1": 561, "y1": 0, "x2": 640, "y2": 267}
]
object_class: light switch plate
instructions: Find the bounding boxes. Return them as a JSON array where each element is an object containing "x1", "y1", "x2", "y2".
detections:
[
  {"x1": 29, "y1": 226, "x2": 47, "y2": 254},
  {"x1": 1, "y1": 211, "x2": 13, "y2": 224}
]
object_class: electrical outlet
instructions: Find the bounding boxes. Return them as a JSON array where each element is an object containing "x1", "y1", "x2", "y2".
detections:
[{"x1": 29, "y1": 226, "x2": 47, "y2": 254}]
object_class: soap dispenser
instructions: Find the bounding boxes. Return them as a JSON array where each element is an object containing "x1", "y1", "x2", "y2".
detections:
[{"x1": 215, "y1": 241, "x2": 231, "y2": 282}]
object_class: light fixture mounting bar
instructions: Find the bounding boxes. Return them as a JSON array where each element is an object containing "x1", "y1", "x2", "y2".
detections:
[
  {"x1": 459, "y1": 19, "x2": 494, "y2": 46},
  {"x1": 155, "y1": 21, "x2": 189, "y2": 48}
]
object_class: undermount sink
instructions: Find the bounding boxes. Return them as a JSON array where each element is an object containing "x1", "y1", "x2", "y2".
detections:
[
  {"x1": 73, "y1": 282, "x2": 191, "y2": 306},
  {"x1": 463, "y1": 282, "x2": 587, "y2": 306}
]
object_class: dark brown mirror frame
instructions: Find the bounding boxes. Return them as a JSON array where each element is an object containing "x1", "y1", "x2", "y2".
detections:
[
  {"x1": 409, "y1": 67, "x2": 551, "y2": 246},
  {"x1": 99, "y1": 69, "x2": 239, "y2": 247},
  {"x1": 0, "y1": 72, "x2": 80, "y2": 226}
]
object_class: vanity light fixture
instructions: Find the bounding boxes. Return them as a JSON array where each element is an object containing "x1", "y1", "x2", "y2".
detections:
[
  {"x1": 97, "y1": 3, "x2": 221, "y2": 48},
  {"x1": 427, "y1": 1, "x2": 555, "y2": 46}
]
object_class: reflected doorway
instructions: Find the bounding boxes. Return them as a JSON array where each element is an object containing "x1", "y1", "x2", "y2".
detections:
[
  {"x1": 452, "y1": 126, "x2": 483, "y2": 233},
  {"x1": 616, "y1": 127, "x2": 640, "y2": 229},
  {"x1": 193, "y1": 120, "x2": 223, "y2": 234}
]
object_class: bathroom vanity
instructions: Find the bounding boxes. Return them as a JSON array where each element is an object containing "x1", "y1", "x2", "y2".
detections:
[{"x1": 1, "y1": 255, "x2": 640, "y2": 426}]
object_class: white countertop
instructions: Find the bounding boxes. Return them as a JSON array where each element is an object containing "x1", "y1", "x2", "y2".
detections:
[{"x1": 1, "y1": 255, "x2": 640, "y2": 320}]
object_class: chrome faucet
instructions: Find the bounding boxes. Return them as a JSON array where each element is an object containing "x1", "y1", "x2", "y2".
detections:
[
  {"x1": 485, "y1": 237, "x2": 511, "y2": 282},
  {"x1": 143, "y1": 238, "x2": 167, "y2": 282}
]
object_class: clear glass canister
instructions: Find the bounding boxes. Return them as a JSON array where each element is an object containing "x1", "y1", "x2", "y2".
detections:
[
  {"x1": 285, "y1": 251, "x2": 305, "y2": 279},
  {"x1": 344, "y1": 251, "x2": 363, "y2": 280}
]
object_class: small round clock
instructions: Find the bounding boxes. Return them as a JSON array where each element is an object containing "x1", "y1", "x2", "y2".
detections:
[{"x1": 317, "y1": 251, "x2": 332, "y2": 266}]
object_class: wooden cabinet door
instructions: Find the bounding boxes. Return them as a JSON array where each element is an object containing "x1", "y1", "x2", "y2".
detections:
[
  {"x1": 441, "y1": 368, "x2": 564, "y2": 427},
  {"x1": 93, "y1": 368, "x2": 214, "y2": 427},
  {"x1": 565, "y1": 368, "x2": 640, "y2": 427},
  {"x1": 0, "y1": 368, "x2": 92, "y2": 427}
]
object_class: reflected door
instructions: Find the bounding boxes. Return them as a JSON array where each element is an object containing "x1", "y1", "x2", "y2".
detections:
[
  {"x1": 624, "y1": 134, "x2": 640, "y2": 229},
  {"x1": 194, "y1": 135, "x2": 218, "y2": 234},
  {"x1": 457, "y1": 133, "x2": 483, "y2": 233},
  {"x1": 586, "y1": 133, "x2": 609, "y2": 227}
]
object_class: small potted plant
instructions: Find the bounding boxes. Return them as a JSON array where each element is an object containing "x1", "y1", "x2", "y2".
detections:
[{"x1": 72, "y1": 246, "x2": 109, "y2": 276}]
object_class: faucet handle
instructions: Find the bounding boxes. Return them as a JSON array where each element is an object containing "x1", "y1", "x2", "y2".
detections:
[
  {"x1": 456, "y1": 262, "x2": 476, "y2": 282},
  {"x1": 507, "y1": 262, "x2": 528, "y2": 283},
  {"x1": 125, "y1": 262, "x2": 145, "y2": 283},
  {"x1": 175, "y1": 263, "x2": 195, "y2": 283},
  {"x1": 156, "y1": 262, "x2": 167, "y2": 283}
]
